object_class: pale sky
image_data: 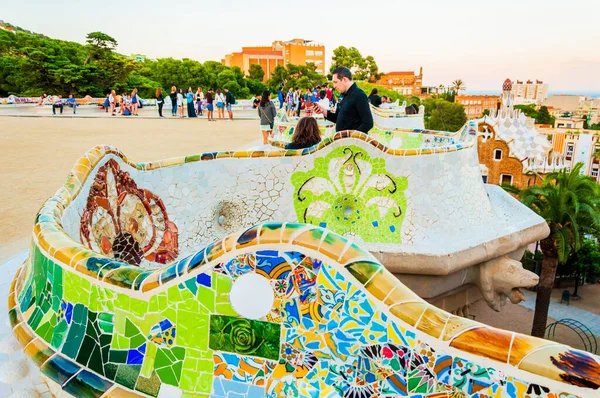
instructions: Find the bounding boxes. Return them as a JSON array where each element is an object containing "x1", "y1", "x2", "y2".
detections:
[{"x1": 2, "y1": 0, "x2": 599, "y2": 93}]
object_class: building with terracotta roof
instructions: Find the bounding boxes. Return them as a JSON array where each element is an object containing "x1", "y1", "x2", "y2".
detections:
[
  {"x1": 222, "y1": 39, "x2": 325, "y2": 82},
  {"x1": 376, "y1": 68, "x2": 423, "y2": 97}
]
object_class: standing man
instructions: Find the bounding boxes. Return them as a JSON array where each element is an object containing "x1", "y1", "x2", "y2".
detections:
[
  {"x1": 277, "y1": 87, "x2": 284, "y2": 110},
  {"x1": 224, "y1": 87, "x2": 235, "y2": 121},
  {"x1": 313, "y1": 67, "x2": 373, "y2": 133}
]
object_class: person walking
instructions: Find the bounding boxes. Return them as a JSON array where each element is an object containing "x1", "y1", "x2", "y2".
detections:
[
  {"x1": 313, "y1": 67, "x2": 373, "y2": 133},
  {"x1": 257, "y1": 90, "x2": 277, "y2": 145},
  {"x1": 206, "y1": 88, "x2": 215, "y2": 121},
  {"x1": 156, "y1": 88, "x2": 165, "y2": 117},
  {"x1": 224, "y1": 87, "x2": 235, "y2": 121},
  {"x1": 215, "y1": 88, "x2": 225, "y2": 120},
  {"x1": 169, "y1": 86, "x2": 178, "y2": 116},
  {"x1": 196, "y1": 87, "x2": 204, "y2": 116},
  {"x1": 186, "y1": 87, "x2": 197, "y2": 118}
]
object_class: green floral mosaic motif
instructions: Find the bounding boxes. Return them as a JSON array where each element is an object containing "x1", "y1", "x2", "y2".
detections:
[
  {"x1": 209, "y1": 315, "x2": 280, "y2": 360},
  {"x1": 291, "y1": 145, "x2": 408, "y2": 243}
]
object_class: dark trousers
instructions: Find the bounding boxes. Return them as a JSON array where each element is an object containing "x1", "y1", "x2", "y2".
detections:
[
  {"x1": 158, "y1": 102, "x2": 163, "y2": 117},
  {"x1": 187, "y1": 102, "x2": 196, "y2": 118},
  {"x1": 52, "y1": 104, "x2": 63, "y2": 114}
]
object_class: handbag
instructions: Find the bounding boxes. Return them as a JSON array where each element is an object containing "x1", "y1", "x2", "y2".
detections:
[{"x1": 259, "y1": 105, "x2": 274, "y2": 129}]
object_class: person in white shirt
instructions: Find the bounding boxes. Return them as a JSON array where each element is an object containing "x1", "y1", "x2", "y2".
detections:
[{"x1": 196, "y1": 87, "x2": 205, "y2": 116}]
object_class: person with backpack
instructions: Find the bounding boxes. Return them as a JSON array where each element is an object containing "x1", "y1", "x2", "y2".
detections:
[{"x1": 224, "y1": 87, "x2": 235, "y2": 121}]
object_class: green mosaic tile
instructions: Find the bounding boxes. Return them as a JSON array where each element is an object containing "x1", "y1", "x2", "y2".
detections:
[
  {"x1": 27, "y1": 307, "x2": 44, "y2": 330},
  {"x1": 109, "y1": 349, "x2": 127, "y2": 363},
  {"x1": 140, "y1": 342, "x2": 157, "y2": 378},
  {"x1": 115, "y1": 364, "x2": 141, "y2": 390},
  {"x1": 345, "y1": 260, "x2": 384, "y2": 284},
  {"x1": 209, "y1": 315, "x2": 280, "y2": 360},
  {"x1": 214, "y1": 274, "x2": 231, "y2": 294},
  {"x1": 156, "y1": 366, "x2": 178, "y2": 386},
  {"x1": 61, "y1": 304, "x2": 87, "y2": 359},
  {"x1": 197, "y1": 285, "x2": 215, "y2": 312},
  {"x1": 195, "y1": 373, "x2": 213, "y2": 393},
  {"x1": 104, "y1": 363, "x2": 118, "y2": 381},
  {"x1": 125, "y1": 318, "x2": 140, "y2": 337},
  {"x1": 51, "y1": 319, "x2": 69, "y2": 348},
  {"x1": 130, "y1": 298, "x2": 149, "y2": 318},
  {"x1": 135, "y1": 371, "x2": 161, "y2": 397},
  {"x1": 215, "y1": 303, "x2": 238, "y2": 317}
]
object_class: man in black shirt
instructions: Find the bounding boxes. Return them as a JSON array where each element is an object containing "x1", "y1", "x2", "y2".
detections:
[{"x1": 313, "y1": 67, "x2": 373, "y2": 133}]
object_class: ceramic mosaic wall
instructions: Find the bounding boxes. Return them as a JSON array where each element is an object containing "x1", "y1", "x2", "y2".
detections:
[
  {"x1": 57, "y1": 130, "x2": 516, "y2": 262},
  {"x1": 11, "y1": 221, "x2": 600, "y2": 397},
  {"x1": 291, "y1": 145, "x2": 408, "y2": 243},
  {"x1": 271, "y1": 115, "x2": 335, "y2": 143},
  {"x1": 370, "y1": 105, "x2": 425, "y2": 130}
]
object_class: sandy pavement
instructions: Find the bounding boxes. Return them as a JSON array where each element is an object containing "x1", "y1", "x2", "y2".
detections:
[{"x1": 0, "y1": 116, "x2": 262, "y2": 262}]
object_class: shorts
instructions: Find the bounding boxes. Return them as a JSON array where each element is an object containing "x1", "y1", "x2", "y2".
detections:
[
  {"x1": 226, "y1": 104, "x2": 232, "y2": 112},
  {"x1": 207, "y1": 104, "x2": 214, "y2": 111},
  {"x1": 260, "y1": 124, "x2": 273, "y2": 131},
  {"x1": 216, "y1": 102, "x2": 224, "y2": 109}
]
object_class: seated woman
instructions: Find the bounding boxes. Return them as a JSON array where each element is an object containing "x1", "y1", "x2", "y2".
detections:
[{"x1": 285, "y1": 117, "x2": 322, "y2": 150}]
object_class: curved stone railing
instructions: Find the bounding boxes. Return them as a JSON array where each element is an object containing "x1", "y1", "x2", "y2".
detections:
[
  {"x1": 370, "y1": 104, "x2": 425, "y2": 130},
  {"x1": 10, "y1": 220, "x2": 600, "y2": 397},
  {"x1": 27, "y1": 131, "x2": 547, "y2": 313}
]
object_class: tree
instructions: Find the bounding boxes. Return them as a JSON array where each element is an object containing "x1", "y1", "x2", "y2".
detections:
[
  {"x1": 504, "y1": 163, "x2": 600, "y2": 337},
  {"x1": 536, "y1": 106, "x2": 554, "y2": 125},
  {"x1": 330, "y1": 46, "x2": 379, "y2": 81},
  {"x1": 451, "y1": 79, "x2": 466, "y2": 94},
  {"x1": 515, "y1": 104, "x2": 538, "y2": 119},
  {"x1": 247, "y1": 64, "x2": 265, "y2": 82},
  {"x1": 84, "y1": 32, "x2": 117, "y2": 65},
  {"x1": 563, "y1": 239, "x2": 600, "y2": 297},
  {"x1": 426, "y1": 99, "x2": 467, "y2": 132}
]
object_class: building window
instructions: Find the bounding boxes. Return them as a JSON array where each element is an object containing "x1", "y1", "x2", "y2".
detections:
[
  {"x1": 482, "y1": 175, "x2": 488, "y2": 183},
  {"x1": 315, "y1": 50, "x2": 323, "y2": 56},
  {"x1": 306, "y1": 50, "x2": 314, "y2": 56},
  {"x1": 314, "y1": 60, "x2": 323, "y2": 65},
  {"x1": 494, "y1": 149, "x2": 502, "y2": 161},
  {"x1": 592, "y1": 167, "x2": 599, "y2": 177},
  {"x1": 566, "y1": 143, "x2": 574, "y2": 157},
  {"x1": 500, "y1": 174, "x2": 513, "y2": 186}
]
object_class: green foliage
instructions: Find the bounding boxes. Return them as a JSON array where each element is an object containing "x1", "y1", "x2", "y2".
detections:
[
  {"x1": 514, "y1": 104, "x2": 537, "y2": 118},
  {"x1": 0, "y1": 26, "x2": 269, "y2": 99},
  {"x1": 422, "y1": 98, "x2": 467, "y2": 131},
  {"x1": 514, "y1": 104, "x2": 555, "y2": 125},
  {"x1": 536, "y1": 106, "x2": 554, "y2": 125},
  {"x1": 482, "y1": 109, "x2": 491, "y2": 117},
  {"x1": 354, "y1": 81, "x2": 406, "y2": 103},
  {"x1": 590, "y1": 123, "x2": 600, "y2": 131},
  {"x1": 247, "y1": 64, "x2": 265, "y2": 82},
  {"x1": 507, "y1": 163, "x2": 600, "y2": 264},
  {"x1": 265, "y1": 63, "x2": 326, "y2": 93},
  {"x1": 330, "y1": 46, "x2": 380, "y2": 82},
  {"x1": 563, "y1": 239, "x2": 600, "y2": 283}
]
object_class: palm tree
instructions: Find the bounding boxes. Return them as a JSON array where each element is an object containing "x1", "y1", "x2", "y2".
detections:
[
  {"x1": 504, "y1": 163, "x2": 600, "y2": 337},
  {"x1": 451, "y1": 79, "x2": 466, "y2": 94}
]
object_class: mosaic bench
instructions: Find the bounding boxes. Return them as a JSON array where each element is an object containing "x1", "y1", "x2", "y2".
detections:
[{"x1": 10, "y1": 132, "x2": 599, "y2": 397}]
